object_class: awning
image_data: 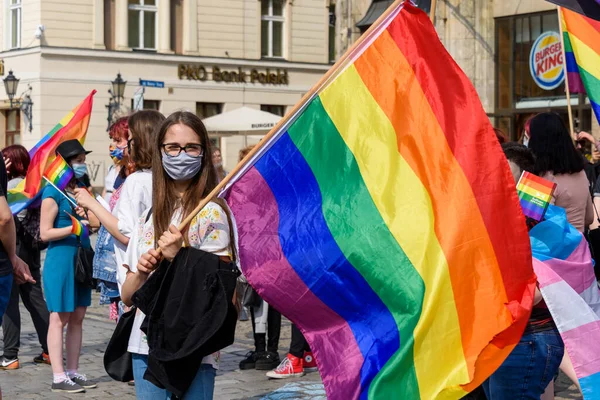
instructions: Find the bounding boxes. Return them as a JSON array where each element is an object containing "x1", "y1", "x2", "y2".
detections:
[
  {"x1": 356, "y1": 0, "x2": 431, "y2": 31},
  {"x1": 202, "y1": 106, "x2": 281, "y2": 135}
]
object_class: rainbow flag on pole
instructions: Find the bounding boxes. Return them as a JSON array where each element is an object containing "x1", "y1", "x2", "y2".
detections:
[
  {"x1": 43, "y1": 154, "x2": 73, "y2": 191},
  {"x1": 7, "y1": 91, "x2": 96, "y2": 214},
  {"x1": 222, "y1": 3, "x2": 535, "y2": 399},
  {"x1": 531, "y1": 204, "x2": 600, "y2": 399},
  {"x1": 517, "y1": 172, "x2": 557, "y2": 221},
  {"x1": 559, "y1": 6, "x2": 600, "y2": 122}
]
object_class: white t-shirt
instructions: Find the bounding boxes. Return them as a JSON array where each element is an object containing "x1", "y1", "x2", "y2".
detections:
[
  {"x1": 114, "y1": 170, "x2": 153, "y2": 291},
  {"x1": 103, "y1": 164, "x2": 118, "y2": 204},
  {"x1": 124, "y1": 201, "x2": 231, "y2": 369}
]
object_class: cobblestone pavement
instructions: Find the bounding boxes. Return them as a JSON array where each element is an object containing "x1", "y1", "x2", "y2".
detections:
[{"x1": 0, "y1": 292, "x2": 582, "y2": 399}]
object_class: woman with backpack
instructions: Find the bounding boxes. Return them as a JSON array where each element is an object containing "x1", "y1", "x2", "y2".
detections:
[{"x1": 0, "y1": 145, "x2": 50, "y2": 370}]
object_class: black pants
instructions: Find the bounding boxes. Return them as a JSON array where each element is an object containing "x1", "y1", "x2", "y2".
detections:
[
  {"x1": 289, "y1": 324, "x2": 311, "y2": 358},
  {"x1": 250, "y1": 303, "x2": 282, "y2": 353},
  {"x1": 1, "y1": 243, "x2": 49, "y2": 359}
]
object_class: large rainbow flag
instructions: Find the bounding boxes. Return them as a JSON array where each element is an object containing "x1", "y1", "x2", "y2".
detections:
[
  {"x1": 8, "y1": 91, "x2": 96, "y2": 214},
  {"x1": 530, "y1": 204, "x2": 600, "y2": 399},
  {"x1": 560, "y1": 6, "x2": 600, "y2": 121},
  {"x1": 222, "y1": 3, "x2": 536, "y2": 399}
]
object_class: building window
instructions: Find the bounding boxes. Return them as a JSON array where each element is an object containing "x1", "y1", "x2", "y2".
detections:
[
  {"x1": 5, "y1": 110, "x2": 21, "y2": 146},
  {"x1": 261, "y1": 0, "x2": 285, "y2": 58},
  {"x1": 261, "y1": 104, "x2": 285, "y2": 117},
  {"x1": 130, "y1": 99, "x2": 161, "y2": 110},
  {"x1": 329, "y1": 4, "x2": 336, "y2": 63},
  {"x1": 494, "y1": 11, "x2": 591, "y2": 141},
  {"x1": 128, "y1": 0, "x2": 157, "y2": 50},
  {"x1": 196, "y1": 103, "x2": 223, "y2": 119},
  {"x1": 9, "y1": 0, "x2": 21, "y2": 49}
]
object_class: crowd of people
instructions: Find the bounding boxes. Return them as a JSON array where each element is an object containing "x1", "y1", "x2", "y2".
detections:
[
  {"x1": 0, "y1": 109, "x2": 322, "y2": 399},
  {"x1": 0, "y1": 110, "x2": 597, "y2": 399}
]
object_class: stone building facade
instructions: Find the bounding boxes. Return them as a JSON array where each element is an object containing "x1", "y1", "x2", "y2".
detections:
[{"x1": 0, "y1": 0, "x2": 332, "y2": 182}]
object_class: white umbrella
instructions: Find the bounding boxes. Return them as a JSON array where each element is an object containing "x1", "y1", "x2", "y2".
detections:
[{"x1": 202, "y1": 106, "x2": 281, "y2": 135}]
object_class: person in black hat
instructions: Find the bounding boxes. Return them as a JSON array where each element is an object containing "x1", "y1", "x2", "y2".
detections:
[{"x1": 39, "y1": 139, "x2": 98, "y2": 393}]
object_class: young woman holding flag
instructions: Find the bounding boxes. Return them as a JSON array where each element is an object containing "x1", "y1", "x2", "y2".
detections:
[{"x1": 39, "y1": 139, "x2": 96, "y2": 393}]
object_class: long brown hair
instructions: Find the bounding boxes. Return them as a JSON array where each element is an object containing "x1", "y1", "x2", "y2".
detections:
[
  {"x1": 128, "y1": 110, "x2": 165, "y2": 171},
  {"x1": 152, "y1": 111, "x2": 236, "y2": 260}
]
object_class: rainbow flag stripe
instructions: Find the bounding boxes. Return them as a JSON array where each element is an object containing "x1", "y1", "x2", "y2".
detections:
[
  {"x1": 531, "y1": 205, "x2": 600, "y2": 399},
  {"x1": 517, "y1": 172, "x2": 557, "y2": 221},
  {"x1": 67, "y1": 213, "x2": 89, "y2": 239},
  {"x1": 43, "y1": 154, "x2": 73, "y2": 191},
  {"x1": 7, "y1": 91, "x2": 95, "y2": 214},
  {"x1": 223, "y1": 4, "x2": 535, "y2": 399},
  {"x1": 561, "y1": 8, "x2": 600, "y2": 122}
]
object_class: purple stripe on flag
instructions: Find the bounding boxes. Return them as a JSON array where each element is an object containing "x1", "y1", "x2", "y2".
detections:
[
  {"x1": 561, "y1": 320, "x2": 600, "y2": 378},
  {"x1": 227, "y1": 167, "x2": 364, "y2": 400},
  {"x1": 520, "y1": 199, "x2": 544, "y2": 220},
  {"x1": 568, "y1": 72, "x2": 587, "y2": 93}
]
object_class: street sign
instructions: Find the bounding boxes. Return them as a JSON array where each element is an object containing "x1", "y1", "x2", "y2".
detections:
[{"x1": 139, "y1": 79, "x2": 165, "y2": 88}]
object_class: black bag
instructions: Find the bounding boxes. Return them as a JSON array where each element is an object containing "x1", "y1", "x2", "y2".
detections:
[
  {"x1": 587, "y1": 198, "x2": 600, "y2": 281},
  {"x1": 241, "y1": 282, "x2": 262, "y2": 308},
  {"x1": 15, "y1": 208, "x2": 48, "y2": 251},
  {"x1": 75, "y1": 236, "x2": 95, "y2": 289},
  {"x1": 104, "y1": 306, "x2": 136, "y2": 382}
]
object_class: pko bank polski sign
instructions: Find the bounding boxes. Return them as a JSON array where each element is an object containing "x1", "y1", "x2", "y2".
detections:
[{"x1": 530, "y1": 31, "x2": 565, "y2": 91}]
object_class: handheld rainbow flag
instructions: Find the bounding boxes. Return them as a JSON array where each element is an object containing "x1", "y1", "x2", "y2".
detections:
[
  {"x1": 43, "y1": 154, "x2": 73, "y2": 191},
  {"x1": 517, "y1": 171, "x2": 557, "y2": 221},
  {"x1": 7, "y1": 91, "x2": 96, "y2": 214},
  {"x1": 531, "y1": 204, "x2": 600, "y2": 399},
  {"x1": 221, "y1": 3, "x2": 536, "y2": 399},
  {"x1": 66, "y1": 212, "x2": 89, "y2": 239},
  {"x1": 559, "y1": 7, "x2": 600, "y2": 123}
]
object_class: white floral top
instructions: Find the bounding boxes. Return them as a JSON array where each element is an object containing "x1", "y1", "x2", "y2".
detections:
[{"x1": 124, "y1": 201, "x2": 231, "y2": 369}]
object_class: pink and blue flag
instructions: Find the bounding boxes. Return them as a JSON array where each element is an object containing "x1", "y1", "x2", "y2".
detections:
[{"x1": 530, "y1": 204, "x2": 600, "y2": 399}]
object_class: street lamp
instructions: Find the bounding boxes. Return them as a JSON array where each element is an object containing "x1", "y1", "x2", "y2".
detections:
[
  {"x1": 3, "y1": 70, "x2": 19, "y2": 108},
  {"x1": 106, "y1": 73, "x2": 127, "y2": 130},
  {"x1": 3, "y1": 70, "x2": 33, "y2": 132}
]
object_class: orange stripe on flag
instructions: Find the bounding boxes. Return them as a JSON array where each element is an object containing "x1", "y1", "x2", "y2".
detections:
[{"x1": 354, "y1": 30, "x2": 514, "y2": 387}]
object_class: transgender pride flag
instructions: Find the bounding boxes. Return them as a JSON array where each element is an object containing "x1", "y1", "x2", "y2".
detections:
[{"x1": 530, "y1": 204, "x2": 600, "y2": 399}]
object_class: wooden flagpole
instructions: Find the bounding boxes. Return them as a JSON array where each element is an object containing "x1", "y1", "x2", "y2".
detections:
[
  {"x1": 173, "y1": 0, "x2": 406, "y2": 233},
  {"x1": 430, "y1": 0, "x2": 437, "y2": 23},
  {"x1": 557, "y1": 7, "x2": 577, "y2": 140}
]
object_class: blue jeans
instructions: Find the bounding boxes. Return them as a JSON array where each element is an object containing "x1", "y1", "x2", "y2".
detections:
[
  {"x1": 0, "y1": 273, "x2": 14, "y2": 325},
  {"x1": 131, "y1": 353, "x2": 216, "y2": 400},
  {"x1": 483, "y1": 328, "x2": 564, "y2": 399}
]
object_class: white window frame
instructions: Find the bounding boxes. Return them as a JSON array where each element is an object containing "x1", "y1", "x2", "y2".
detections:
[
  {"x1": 128, "y1": 0, "x2": 158, "y2": 50},
  {"x1": 9, "y1": 0, "x2": 22, "y2": 49},
  {"x1": 261, "y1": 0, "x2": 285, "y2": 59}
]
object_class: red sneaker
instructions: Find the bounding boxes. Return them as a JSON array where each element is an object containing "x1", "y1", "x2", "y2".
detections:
[
  {"x1": 303, "y1": 351, "x2": 318, "y2": 372},
  {"x1": 266, "y1": 353, "x2": 304, "y2": 379}
]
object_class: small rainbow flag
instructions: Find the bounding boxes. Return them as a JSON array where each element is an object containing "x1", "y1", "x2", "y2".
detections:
[
  {"x1": 66, "y1": 212, "x2": 89, "y2": 239},
  {"x1": 222, "y1": 3, "x2": 536, "y2": 399},
  {"x1": 7, "y1": 91, "x2": 95, "y2": 214},
  {"x1": 43, "y1": 154, "x2": 73, "y2": 191},
  {"x1": 517, "y1": 171, "x2": 557, "y2": 221}
]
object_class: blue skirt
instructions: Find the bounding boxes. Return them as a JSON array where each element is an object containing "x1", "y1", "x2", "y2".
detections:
[{"x1": 43, "y1": 244, "x2": 92, "y2": 313}]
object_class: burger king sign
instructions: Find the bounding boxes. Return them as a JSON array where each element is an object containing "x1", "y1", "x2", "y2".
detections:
[{"x1": 530, "y1": 31, "x2": 565, "y2": 90}]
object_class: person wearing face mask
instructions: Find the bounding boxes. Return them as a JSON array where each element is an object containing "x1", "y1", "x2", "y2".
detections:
[
  {"x1": 39, "y1": 140, "x2": 97, "y2": 393},
  {"x1": 120, "y1": 111, "x2": 237, "y2": 400},
  {"x1": 74, "y1": 111, "x2": 166, "y2": 300},
  {"x1": 92, "y1": 117, "x2": 131, "y2": 321}
]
